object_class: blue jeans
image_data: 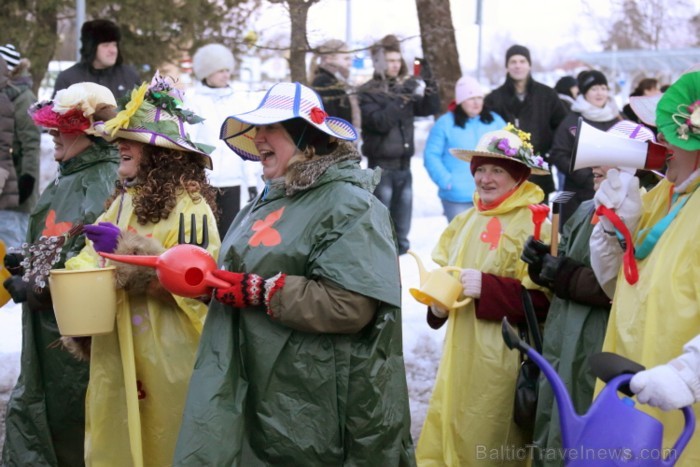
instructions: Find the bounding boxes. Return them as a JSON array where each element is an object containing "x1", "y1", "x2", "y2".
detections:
[
  {"x1": 441, "y1": 199, "x2": 473, "y2": 223},
  {"x1": 0, "y1": 210, "x2": 29, "y2": 249},
  {"x1": 374, "y1": 168, "x2": 412, "y2": 254}
]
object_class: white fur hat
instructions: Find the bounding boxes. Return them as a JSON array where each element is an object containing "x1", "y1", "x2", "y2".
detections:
[{"x1": 192, "y1": 44, "x2": 234, "y2": 81}]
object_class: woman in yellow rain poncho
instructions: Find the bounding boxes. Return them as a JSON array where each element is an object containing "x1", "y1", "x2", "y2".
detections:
[
  {"x1": 590, "y1": 71, "x2": 700, "y2": 465},
  {"x1": 416, "y1": 125, "x2": 552, "y2": 466},
  {"x1": 64, "y1": 74, "x2": 220, "y2": 467}
]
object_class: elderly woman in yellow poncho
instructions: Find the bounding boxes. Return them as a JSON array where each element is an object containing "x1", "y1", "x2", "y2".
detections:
[
  {"x1": 64, "y1": 73, "x2": 220, "y2": 467},
  {"x1": 590, "y1": 71, "x2": 700, "y2": 465},
  {"x1": 416, "y1": 124, "x2": 552, "y2": 466}
]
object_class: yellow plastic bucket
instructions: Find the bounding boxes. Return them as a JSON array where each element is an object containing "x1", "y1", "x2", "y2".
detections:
[{"x1": 48, "y1": 267, "x2": 117, "y2": 336}]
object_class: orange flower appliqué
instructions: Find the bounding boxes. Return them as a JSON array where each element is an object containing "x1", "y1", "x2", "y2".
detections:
[
  {"x1": 480, "y1": 217, "x2": 502, "y2": 250},
  {"x1": 309, "y1": 107, "x2": 328, "y2": 124},
  {"x1": 41, "y1": 210, "x2": 73, "y2": 237},
  {"x1": 248, "y1": 207, "x2": 285, "y2": 247}
]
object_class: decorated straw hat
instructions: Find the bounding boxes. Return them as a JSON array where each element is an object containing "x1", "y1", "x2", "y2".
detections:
[
  {"x1": 94, "y1": 71, "x2": 213, "y2": 168},
  {"x1": 449, "y1": 123, "x2": 549, "y2": 174},
  {"x1": 30, "y1": 82, "x2": 117, "y2": 134},
  {"x1": 656, "y1": 71, "x2": 700, "y2": 151},
  {"x1": 220, "y1": 82, "x2": 358, "y2": 161}
]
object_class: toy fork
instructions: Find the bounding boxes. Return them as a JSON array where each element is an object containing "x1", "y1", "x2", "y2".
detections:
[{"x1": 178, "y1": 213, "x2": 209, "y2": 249}]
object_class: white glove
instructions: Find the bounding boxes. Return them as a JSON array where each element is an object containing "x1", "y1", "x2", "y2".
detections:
[
  {"x1": 429, "y1": 302, "x2": 448, "y2": 319},
  {"x1": 631, "y1": 347, "x2": 700, "y2": 411},
  {"x1": 594, "y1": 169, "x2": 642, "y2": 233},
  {"x1": 460, "y1": 269, "x2": 482, "y2": 298},
  {"x1": 413, "y1": 79, "x2": 426, "y2": 97}
]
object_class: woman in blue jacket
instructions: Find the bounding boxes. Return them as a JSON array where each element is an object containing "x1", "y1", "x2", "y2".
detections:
[{"x1": 424, "y1": 76, "x2": 506, "y2": 221}]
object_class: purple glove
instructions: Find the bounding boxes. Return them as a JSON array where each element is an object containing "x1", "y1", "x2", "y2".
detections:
[{"x1": 84, "y1": 222, "x2": 121, "y2": 253}]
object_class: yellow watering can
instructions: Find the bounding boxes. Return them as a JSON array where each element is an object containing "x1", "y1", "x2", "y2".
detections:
[
  {"x1": 407, "y1": 250, "x2": 471, "y2": 310},
  {"x1": 0, "y1": 240, "x2": 12, "y2": 307}
]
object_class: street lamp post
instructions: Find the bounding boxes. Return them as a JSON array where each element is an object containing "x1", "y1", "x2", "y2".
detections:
[
  {"x1": 476, "y1": 0, "x2": 483, "y2": 81},
  {"x1": 76, "y1": 0, "x2": 85, "y2": 61}
]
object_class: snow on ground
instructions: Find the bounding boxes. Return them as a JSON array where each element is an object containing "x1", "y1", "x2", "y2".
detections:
[{"x1": 0, "y1": 119, "x2": 448, "y2": 446}]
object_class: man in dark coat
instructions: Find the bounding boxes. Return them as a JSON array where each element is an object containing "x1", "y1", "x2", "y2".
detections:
[
  {"x1": 358, "y1": 34, "x2": 440, "y2": 255},
  {"x1": 485, "y1": 44, "x2": 567, "y2": 201},
  {"x1": 53, "y1": 19, "x2": 140, "y2": 98}
]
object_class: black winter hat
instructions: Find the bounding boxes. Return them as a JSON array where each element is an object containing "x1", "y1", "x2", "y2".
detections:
[
  {"x1": 505, "y1": 45, "x2": 531, "y2": 66},
  {"x1": 554, "y1": 75, "x2": 578, "y2": 98},
  {"x1": 578, "y1": 70, "x2": 608, "y2": 96},
  {"x1": 80, "y1": 19, "x2": 121, "y2": 63}
]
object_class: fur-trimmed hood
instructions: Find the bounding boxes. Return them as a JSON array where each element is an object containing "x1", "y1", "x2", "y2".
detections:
[{"x1": 284, "y1": 141, "x2": 379, "y2": 196}]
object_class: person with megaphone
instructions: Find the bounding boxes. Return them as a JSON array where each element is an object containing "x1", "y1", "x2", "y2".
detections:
[
  {"x1": 549, "y1": 70, "x2": 623, "y2": 228},
  {"x1": 521, "y1": 121, "x2": 658, "y2": 467},
  {"x1": 590, "y1": 70, "x2": 700, "y2": 465}
]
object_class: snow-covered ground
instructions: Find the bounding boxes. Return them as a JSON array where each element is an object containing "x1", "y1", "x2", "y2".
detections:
[{"x1": 0, "y1": 120, "x2": 447, "y2": 446}]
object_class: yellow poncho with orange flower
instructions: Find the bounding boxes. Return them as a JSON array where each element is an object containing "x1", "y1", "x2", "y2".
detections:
[
  {"x1": 416, "y1": 181, "x2": 550, "y2": 467},
  {"x1": 66, "y1": 189, "x2": 219, "y2": 467}
]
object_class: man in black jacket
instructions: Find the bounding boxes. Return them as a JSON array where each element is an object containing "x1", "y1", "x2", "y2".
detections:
[
  {"x1": 53, "y1": 19, "x2": 140, "y2": 99},
  {"x1": 358, "y1": 35, "x2": 439, "y2": 255},
  {"x1": 485, "y1": 45, "x2": 567, "y2": 202}
]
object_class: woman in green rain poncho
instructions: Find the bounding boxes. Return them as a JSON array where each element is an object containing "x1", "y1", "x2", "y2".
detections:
[
  {"x1": 2, "y1": 83, "x2": 119, "y2": 466},
  {"x1": 416, "y1": 124, "x2": 552, "y2": 467},
  {"x1": 173, "y1": 82, "x2": 415, "y2": 466},
  {"x1": 523, "y1": 122, "x2": 659, "y2": 466}
]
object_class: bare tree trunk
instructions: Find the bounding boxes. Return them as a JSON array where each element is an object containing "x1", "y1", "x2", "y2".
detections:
[
  {"x1": 414, "y1": 0, "x2": 461, "y2": 112},
  {"x1": 269, "y1": 0, "x2": 319, "y2": 84},
  {"x1": 30, "y1": 7, "x2": 60, "y2": 96}
]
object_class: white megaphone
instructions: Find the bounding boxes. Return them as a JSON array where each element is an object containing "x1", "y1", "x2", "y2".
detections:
[{"x1": 570, "y1": 117, "x2": 667, "y2": 173}]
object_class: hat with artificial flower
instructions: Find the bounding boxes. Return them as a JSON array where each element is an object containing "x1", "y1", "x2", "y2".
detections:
[
  {"x1": 220, "y1": 82, "x2": 358, "y2": 161},
  {"x1": 29, "y1": 82, "x2": 117, "y2": 135},
  {"x1": 94, "y1": 71, "x2": 214, "y2": 168},
  {"x1": 449, "y1": 123, "x2": 550, "y2": 174},
  {"x1": 656, "y1": 71, "x2": 700, "y2": 151}
]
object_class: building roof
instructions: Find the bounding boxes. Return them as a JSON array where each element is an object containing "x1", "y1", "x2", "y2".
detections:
[{"x1": 578, "y1": 48, "x2": 700, "y2": 75}]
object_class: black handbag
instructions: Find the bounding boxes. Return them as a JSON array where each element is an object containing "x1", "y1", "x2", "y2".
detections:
[{"x1": 513, "y1": 287, "x2": 543, "y2": 435}]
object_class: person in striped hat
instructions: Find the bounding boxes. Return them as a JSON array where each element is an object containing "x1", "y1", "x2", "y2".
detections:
[{"x1": 0, "y1": 46, "x2": 41, "y2": 248}]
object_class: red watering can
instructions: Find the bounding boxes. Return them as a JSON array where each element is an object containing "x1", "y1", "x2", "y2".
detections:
[{"x1": 98, "y1": 214, "x2": 229, "y2": 298}]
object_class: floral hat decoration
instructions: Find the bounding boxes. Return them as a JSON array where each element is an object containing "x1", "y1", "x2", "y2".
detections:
[
  {"x1": 94, "y1": 71, "x2": 214, "y2": 168},
  {"x1": 220, "y1": 82, "x2": 358, "y2": 161},
  {"x1": 29, "y1": 82, "x2": 117, "y2": 135},
  {"x1": 656, "y1": 71, "x2": 700, "y2": 151},
  {"x1": 449, "y1": 123, "x2": 549, "y2": 174}
]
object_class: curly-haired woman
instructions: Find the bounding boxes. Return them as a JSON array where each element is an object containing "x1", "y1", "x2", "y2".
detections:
[{"x1": 64, "y1": 74, "x2": 220, "y2": 467}]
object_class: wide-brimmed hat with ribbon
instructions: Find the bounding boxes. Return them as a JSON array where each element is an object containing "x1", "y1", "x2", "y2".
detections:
[
  {"x1": 449, "y1": 123, "x2": 550, "y2": 174},
  {"x1": 656, "y1": 71, "x2": 700, "y2": 151},
  {"x1": 220, "y1": 82, "x2": 358, "y2": 161},
  {"x1": 629, "y1": 94, "x2": 662, "y2": 128},
  {"x1": 94, "y1": 71, "x2": 213, "y2": 168},
  {"x1": 30, "y1": 82, "x2": 117, "y2": 134}
]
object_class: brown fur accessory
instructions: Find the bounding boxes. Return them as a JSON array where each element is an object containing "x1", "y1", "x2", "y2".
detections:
[
  {"x1": 284, "y1": 142, "x2": 360, "y2": 196},
  {"x1": 57, "y1": 336, "x2": 92, "y2": 362},
  {"x1": 112, "y1": 230, "x2": 164, "y2": 292}
]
